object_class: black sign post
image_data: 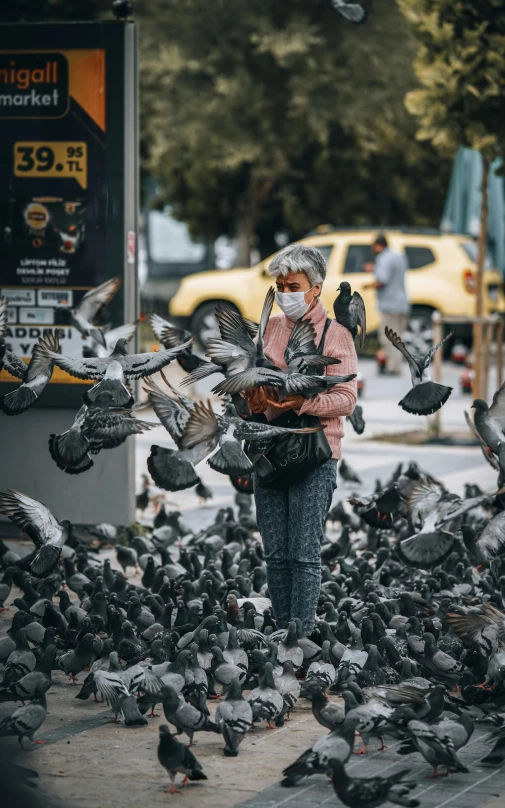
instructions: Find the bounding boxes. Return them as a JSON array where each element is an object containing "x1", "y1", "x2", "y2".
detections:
[{"x1": 0, "y1": 22, "x2": 138, "y2": 528}]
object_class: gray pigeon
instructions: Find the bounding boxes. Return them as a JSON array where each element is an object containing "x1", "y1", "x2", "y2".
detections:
[
  {"x1": 0, "y1": 331, "x2": 59, "y2": 416},
  {"x1": 0, "y1": 680, "x2": 48, "y2": 749},
  {"x1": 385, "y1": 327, "x2": 454, "y2": 415},
  {"x1": 281, "y1": 712, "x2": 362, "y2": 786},
  {"x1": 161, "y1": 684, "x2": 219, "y2": 746},
  {"x1": 215, "y1": 676, "x2": 253, "y2": 756},
  {"x1": 157, "y1": 724, "x2": 207, "y2": 794},
  {"x1": 2, "y1": 629, "x2": 37, "y2": 686},
  {"x1": 148, "y1": 399, "x2": 322, "y2": 491},
  {"x1": 0, "y1": 490, "x2": 72, "y2": 578},
  {"x1": 55, "y1": 276, "x2": 122, "y2": 348},
  {"x1": 39, "y1": 336, "x2": 192, "y2": 408},
  {"x1": 248, "y1": 662, "x2": 284, "y2": 728}
]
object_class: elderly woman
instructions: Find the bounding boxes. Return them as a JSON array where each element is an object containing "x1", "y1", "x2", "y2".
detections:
[{"x1": 246, "y1": 243, "x2": 357, "y2": 636}]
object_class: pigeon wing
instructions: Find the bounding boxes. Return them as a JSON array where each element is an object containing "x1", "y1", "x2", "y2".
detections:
[
  {"x1": 215, "y1": 303, "x2": 257, "y2": 356},
  {"x1": 0, "y1": 489, "x2": 62, "y2": 546},
  {"x1": 24, "y1": 331, "x2": 60, "y2": 383},
  {"x1": 212, "y1": 368, "x2": 284, "y2": 395},
  {"x1": 384, "y1": 328, "x2": 419, "y2": 376},
  {"x1": 464, "y1": 410, "x2": 499, "y2": 470},
  {"x1": 104, "y1": 323, "x2": 137, "y2": 352},
  {"x1": 349, "y1": 292, "x2": 366, "y2": 348},
  {"x1": 120, "y1": 340, "x2": 193, "y2": 380},
  {"x1": 234, "y1": 421, "x2": 323, "y2": 441},
  {"x1": 36, "y1": 342, "x2": 110, "y2": 380},
  {"x1": 487, "y1": 379, "x2": 505, "y2": 427},
  {"x1": 179, "y1": 400, "x2": 219, "y2": 452},
  {"x1": 2, "y1": 350, "x2": 28, "y2": 380},
  {"x1": 423, "y1": 330, "x2": 455, "y2": 369},
  {"x1": 284, "y1": 319, "x2": 318, "y2": 366},
  {"x1": 143, "y1": 378, "x2": 190, "y2": 443},
  {"x1": 408, "y1": 480, "x2": 441, "y2": 526},
  {"x1": 76, "y1": 276, "x2": 122, "y2": 322}
]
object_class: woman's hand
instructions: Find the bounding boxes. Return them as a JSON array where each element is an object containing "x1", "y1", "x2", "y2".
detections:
[
  {"x1": 242, "y1": 388, "x2": 269, "y2": 414},
  {"x1": 263, "y1": 391, "x2": 305, "y2": 411}
]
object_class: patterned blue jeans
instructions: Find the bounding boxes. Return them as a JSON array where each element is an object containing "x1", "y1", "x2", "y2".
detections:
[{"x1": 253, "y1": 459, "x2": 338, "y2": 636}]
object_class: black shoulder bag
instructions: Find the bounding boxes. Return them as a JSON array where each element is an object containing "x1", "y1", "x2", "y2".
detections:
[{"x1": 249, "y1": 318, "x2": 333, "y2": 490}]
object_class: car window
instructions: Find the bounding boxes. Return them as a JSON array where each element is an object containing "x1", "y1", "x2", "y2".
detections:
[
  {"x1": 460, "y1": 242, "x2": 493, "y2": 269},
  {"x1": 404, "y1": 246, "x2": 435, "y2": 269},
  {"x1": 312, "y1": 245, "x2": 333, "y2": 264},
  {"x1": 343, "y1": 244, "x2": 374, "y2": 274}
]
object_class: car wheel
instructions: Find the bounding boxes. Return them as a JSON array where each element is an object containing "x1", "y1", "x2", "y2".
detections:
[{"x1": 190, "y1": 301, "x2": 240, "y2": 348}]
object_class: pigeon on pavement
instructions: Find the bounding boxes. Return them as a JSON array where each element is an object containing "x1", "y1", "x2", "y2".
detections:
[
  {"x1": 157, "y1": 724, "x2": 207, "y2": 794},
  {"x1": 330, "y1": 761, "x2": 419, "y2": 808},
  {"x1": 215, "y1": 676, "x2": 253, "y2": 756},
  {"x1": 0, "y1": 680, "x2": 48, "y2": 749},
  {"x1": 384, "y1": 327, "x2": 454, "y2": 415}
]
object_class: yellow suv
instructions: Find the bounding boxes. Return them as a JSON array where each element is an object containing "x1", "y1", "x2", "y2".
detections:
[{"x1": 168, "y1": 228, "x2": 505, "y2": 344}]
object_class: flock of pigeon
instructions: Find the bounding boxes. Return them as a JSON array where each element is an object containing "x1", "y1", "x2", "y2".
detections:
[{"x1": 2, "y1": 277, "x2": 505, "y2": 804}]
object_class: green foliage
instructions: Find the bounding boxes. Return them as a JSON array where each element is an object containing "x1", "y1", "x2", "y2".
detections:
[
  {"x1": 397, "y1": 0, "x2": 505, "y2": 161},
  {"x1": 138, "y1": 0, "x2": 451, "y2": 258},
  {"x1": 0, "y1": 1, "x2": 109, "y2": 23}
]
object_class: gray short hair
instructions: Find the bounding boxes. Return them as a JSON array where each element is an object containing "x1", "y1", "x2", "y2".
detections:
[{"x1": 268, "y1": 243, "x2": 326, "y2": 285}]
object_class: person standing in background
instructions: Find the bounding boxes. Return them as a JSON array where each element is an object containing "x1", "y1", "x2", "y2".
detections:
[{"x1": 364, "y1": 234, "x2": 410, "y2": 375}]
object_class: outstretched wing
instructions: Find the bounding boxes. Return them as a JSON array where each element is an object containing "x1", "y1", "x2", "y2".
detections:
[
  {"x1": 104, "y1": 323, "x2": 137, "y2": 352},
  {"x1": 150, "y1": 314, "x2": 192, "y2": 348},
  {"x1": 76, "y1": 277, "x2": 122, "y2": 322},
  {"x1": 179, "y1": 399, "x2": 219, "y2": 452},
  {"x1": 0, "y1": 489, "x2": 62, "y2": 546},
  {"x1": 424, "y1": 330, "x2": 455, "y2": 368},
  {"x1": 408, "y1": 480, "x2": 442, "y2": 526},
  {"x1": 487, "y1": 379, "x2": 505, "y2": 426},
  {"x1": 215, "y1": 303, "x2": 257, "y2": 356},
  {"x1": 234, "y1": 420, "x2": 323, "y2": 441},
  {"x1": 120, "y1": 339, "x2": 192, "y2": 379},
  {"x1": 285, "y1": 319, "x2": 318, "y2": 366},
  {"x1": 350, "y1": 292, "x2": 366, "y2": 348},
  {"x1": 25, "y1": 331, "x2": 60, "y2": 383},
  {"x1": 143, "y1": 377, "x2": 191, "y2": 443},
  {"x1": 256, "y1": 287, "x2": 275, "y2": 355},
  {"x1": 384, "y1": 327, "x2": 418, "y2": 370},
  {"x1": 2, "y1": 350, "x2": 28, "y2": 380},
  {"x1": 36, "y1": 343, "x2": 110, "y2": 380}
]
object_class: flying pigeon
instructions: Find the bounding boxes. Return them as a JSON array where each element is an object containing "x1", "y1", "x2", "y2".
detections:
[
  {"x1": 147, "y1": 398, "x2": 323, "y2": 491},
  {"x1": 384, "y1": 327, "x2": 454, "y2": 415},
  {"x1": 333, "y1": 282, "x2": 366, "y2": 347},
  {"x1": 151, "y1": 314, "x2": 204, "y2": 373},
  {"x1": 83, "y1": 321, "x2": 137, "y2": 358},
  {"x1": 56, "y1": 276, "x2": 122, "y2": 348},
  {"x1": 346, "y1": 403, "x2": 365, "y2": 435},
  {"x1": 38, "y1": 336, "x2": 192, "y2": 408},
  {"x1": 0, "y1": 490, "x2": 72, "y2": 577},
  {"x1": 0, "y1": 331, "x2": 59, "y2": 416}
]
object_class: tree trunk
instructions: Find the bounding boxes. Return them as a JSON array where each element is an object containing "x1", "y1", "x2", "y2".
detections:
[
  {"x1": 234, "y1": 210, "x2": 253, "y2": 267},
  {"x1": 472, "y1": 154, "x2": 489, "y2": 400}
]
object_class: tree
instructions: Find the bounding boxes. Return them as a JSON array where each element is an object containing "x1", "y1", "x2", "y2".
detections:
[
  {"x1": 138, "y1": 0, "x2": 451, "y2": 263},
  {"x1": 397, "y1": 0, "x2": 505, "y2": 397},
  {"x1": 0, "y1": 1, "x2": 109, "y2": 22}
]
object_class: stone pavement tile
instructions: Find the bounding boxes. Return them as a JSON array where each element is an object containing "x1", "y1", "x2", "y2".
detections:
[{"x1": 234, "y1": 726, "x2": 505, "y2": 808}]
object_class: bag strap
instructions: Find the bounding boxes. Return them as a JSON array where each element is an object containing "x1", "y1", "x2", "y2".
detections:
[{"x1": 317, "y1": 318, "x2": 332, "y2": 355}]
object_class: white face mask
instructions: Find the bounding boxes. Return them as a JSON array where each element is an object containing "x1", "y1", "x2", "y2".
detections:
[{"x1": 275, "y1": 286, "x2": 315, "y2": 320}]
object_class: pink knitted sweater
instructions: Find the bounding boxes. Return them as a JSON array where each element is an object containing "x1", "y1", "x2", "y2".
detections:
[{"x1": 261, "y1": 299, "x2": 358, "y2": 459}]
